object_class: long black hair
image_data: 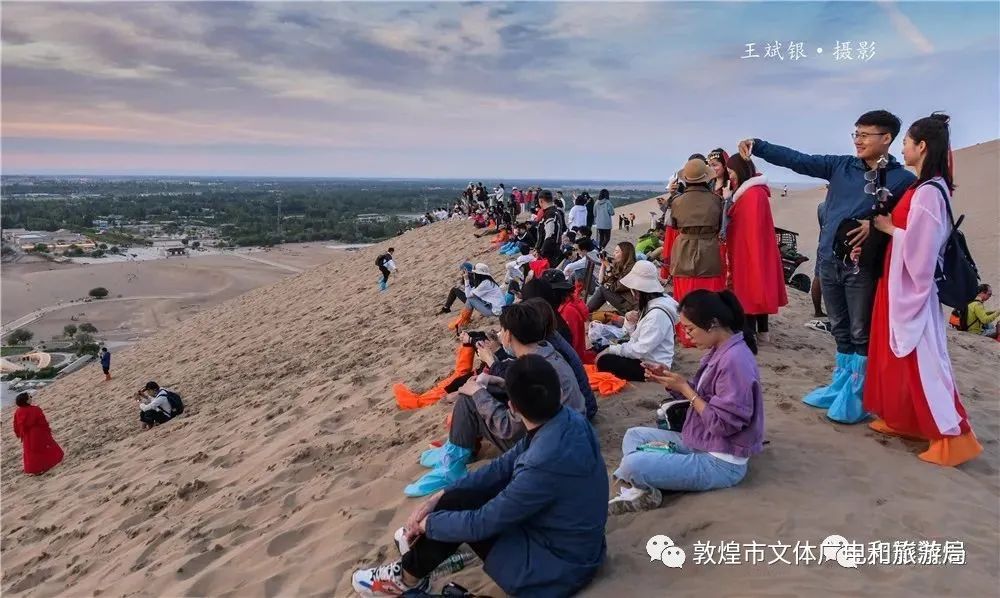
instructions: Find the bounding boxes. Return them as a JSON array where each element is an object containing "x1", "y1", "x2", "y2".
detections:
[
  {"x1": 520, "y1": 279, "x2": 572, "y2": 342},
  {"x1": 599, "y1": 189, "x2": 610, "y2": 201},
  {"x1": 679, "y1": 289, "x2": 758, "y2": 355},
  {"x1": 908, "y1": 112, "x2": 954, "y2": 192},
  {"x1": 635, "y1": 290, "x2": 664, "y2": 314},
  {"x1": 470, "y1": 272, "x2": 498, "y2": 287}
]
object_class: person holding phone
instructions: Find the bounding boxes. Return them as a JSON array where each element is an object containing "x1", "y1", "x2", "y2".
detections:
[{"x1": 607, "y1": 290, "x2": 763, "y2": 515}]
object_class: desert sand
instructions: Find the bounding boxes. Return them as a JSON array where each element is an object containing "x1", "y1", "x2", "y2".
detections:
[
  {"x1": 1, "y1": 144, "x2": 997, "y2": 597},
  {"x1": 1, "y1": 244, "x2": 345, "y2": 344}
]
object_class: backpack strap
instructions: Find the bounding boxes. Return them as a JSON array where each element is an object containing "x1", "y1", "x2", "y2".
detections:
[
  {"x1": 921, "y1": 180, "x2": 958, "y2": 233},
  {"x1": 645, "y1": 305, "x2": 678, "y2": 327}
]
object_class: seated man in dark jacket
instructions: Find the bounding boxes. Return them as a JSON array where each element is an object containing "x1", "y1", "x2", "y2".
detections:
[{"x1": 353, "y1": 354, "x2": 608, "y2": 597}]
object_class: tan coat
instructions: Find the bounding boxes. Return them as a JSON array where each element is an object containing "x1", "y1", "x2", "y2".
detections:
[{"x1": 669, "y1": 187, "x2": 723, "y2": 277}]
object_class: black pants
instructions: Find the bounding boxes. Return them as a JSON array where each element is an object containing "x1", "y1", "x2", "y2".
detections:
[
  {"x1": 139, "y1": 409, "x2": 171, "y2": 426},
  {"x1": 746, "y1": 314, "x2": 769, "y2": 334},
  {"x1": 444, "y1": 287, "x2": 467, "y2": 310},
  {"x1": 401, "y1": 488, "x2": 499, "y2": 579},
  {"x1": 596, "y1": 353, "x2": 646, "y2": 381},
  {"x1": 378, "y1": 265, "x2": 391, "y2": 283},
  {"x1": 597, "y1": 228, "x2": 612, "y2": 250}
]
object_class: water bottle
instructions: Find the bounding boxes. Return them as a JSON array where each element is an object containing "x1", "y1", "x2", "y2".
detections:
[{"x1": 429, "y1": 550, "x2": 479, "y2": 580}]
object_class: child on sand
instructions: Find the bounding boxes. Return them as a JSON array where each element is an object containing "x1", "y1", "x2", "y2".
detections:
[
  {"x1": 354, "y1": 354, "x2": 607, "y2": 597},
  {"x1": 375, "y1": 248, "x2": 396, "y2": 292}
]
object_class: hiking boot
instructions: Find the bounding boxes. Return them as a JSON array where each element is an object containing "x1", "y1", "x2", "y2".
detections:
[
  {"x1": 608, "y1": 486, "x2": 662, "y2": 515},
  {"x1": 351, "y1": 560, "x2": 426, "y2": 597},
  {"x1": 439, "y1": 306, "x2": 451, "y2": 314}
]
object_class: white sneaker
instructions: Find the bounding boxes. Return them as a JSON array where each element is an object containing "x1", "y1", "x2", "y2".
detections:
[
  {"x1": 393, "y1": 526, "x2": 410, "y2": 555},
  {"x1": 351, "y1": 560, "x2": 425, "y2": 597},
  {"x1": 608, "y1": 486, "x2": 663, "y2": 515}
]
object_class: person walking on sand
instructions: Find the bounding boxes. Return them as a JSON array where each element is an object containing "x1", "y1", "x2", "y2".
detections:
[
  {"x1": 13, "y1": 393, "x2": 64, "y2": 475},
  {"x1": 100, "y1": 347, "x2": 112, "y2": 381},
  {"x1": 740, "y1": 110, "x2": 915, "y2": 424},
  {"x1": 375, "y1": 248, "x2": 396, "y2": 292}
]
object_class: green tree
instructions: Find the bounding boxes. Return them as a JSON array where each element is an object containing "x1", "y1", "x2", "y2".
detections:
[
  {"x1": 7, "y1": 329, "x2": 33, "y2": 345},
  {"x1": 91, "y1": 249, "x2": 106, "y2": 258},
  {"x1": 192, "y1": 241, "x2": 201, "y2": 249},
  {"x1": 88, "y1": 287, "x2": 109, "y2": 299},
  {"x1": 78, "y1": 322, "x2": 98, "y2": 333},
  {"x1": 33, "y1": 243, "x2": 49, "y2": 253},
  {"x1": 64, "y1": 324, "x2": 78, "y2": 338}
]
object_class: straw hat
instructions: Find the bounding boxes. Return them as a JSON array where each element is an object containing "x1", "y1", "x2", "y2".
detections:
[
  {"x1": 619, "y1": 261, "x2": 664, "y2": 294},
  {"x1": 679, "y1": 159, "x2": 714, "y2": 184},
  {"x1": 472, "y1": 263, "x2": 492, "y2": 276}
]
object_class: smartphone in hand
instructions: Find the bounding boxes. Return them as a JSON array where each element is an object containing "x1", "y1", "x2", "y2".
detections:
[{"x1": 641, "y1": 361, "x2": 668, "y2": 376}]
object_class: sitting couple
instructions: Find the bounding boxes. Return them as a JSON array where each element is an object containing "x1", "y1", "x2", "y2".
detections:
[
  {"x1": 405, "y1": 299, "x2": 590, "y2": 497},
  {"x1": 353, "y1": 353, "x2": 608, "y2": 597},
  {"x1": 608, "y1": 290, "x2": 765, "y2": 514}
]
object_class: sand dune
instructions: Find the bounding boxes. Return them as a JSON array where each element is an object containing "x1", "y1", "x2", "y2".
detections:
[{"x1": 1, "y1": 145, "x2": 997, "y2": 597}]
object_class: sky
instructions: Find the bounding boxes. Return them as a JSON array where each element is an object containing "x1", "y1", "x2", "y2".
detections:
[{"x1": 2, "y1": 1, "x2": 998, "y2": 182}]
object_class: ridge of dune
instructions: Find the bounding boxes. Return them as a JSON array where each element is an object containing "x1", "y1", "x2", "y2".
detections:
[{"x1": 2, "y1": 146, "x2": 998, "y2": 597}]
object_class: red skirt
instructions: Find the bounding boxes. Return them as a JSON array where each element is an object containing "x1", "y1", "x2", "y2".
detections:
[
  {"x1": 863, "y1": 250, "x2": 972, "y2": 440},
  {"x1": 672, "y1": 274, "x2": 727, "y2": 303},
  {"x1": 660, "y1": 227, "x2": 679, "y2": 279}
]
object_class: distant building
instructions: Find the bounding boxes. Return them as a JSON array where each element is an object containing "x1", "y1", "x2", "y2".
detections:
[{"x1": 356, "y1": 214, "x2": 389, "y2": 224}]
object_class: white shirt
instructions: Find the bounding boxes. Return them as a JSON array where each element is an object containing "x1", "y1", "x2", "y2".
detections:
[
  {"x1": 607, "y1": 295, "x2": 678, "y2": 367},
  {"x1": 505, "y1": 254, "x2": 534, "y2": 284},
  {"x1": 466, "y1": 279, "x2": 506, "y2": 315},
  {"x1": 140, "y1": 389, "x2": 172, "y2": 413},
  {"x1": 568, "y1": 205, "x2": 588, "y2": 228},
  {"x1": 563, "y1": 251, "x2": 600, "y2": 277}
]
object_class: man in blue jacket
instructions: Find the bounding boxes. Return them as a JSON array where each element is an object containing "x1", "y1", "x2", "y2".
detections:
[
  {"x1": 353, "y1": 354, "x2": 608, "y2": 597},
  {"x1": 100, "y1": 347, "x2": 112, "y2": 381},
  {"x1": 739, "y1": 110, "x2": 915, "y2": 423}
]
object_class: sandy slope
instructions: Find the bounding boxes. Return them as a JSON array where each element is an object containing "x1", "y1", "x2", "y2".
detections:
[
  {"x1": 1, "y1": 143, "x2": 997, "y2": 597},
  {"x1": 1, "y1": 217, "x2": 996, "y2": 597}
]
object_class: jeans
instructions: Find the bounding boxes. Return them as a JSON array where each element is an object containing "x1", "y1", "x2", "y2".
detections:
[
  {"x1": 613, "y1": 428, "x2": 747, "y2": 492},
  {"x1": 378, "y1": 265, "x2": 391, "y2": 283},
  {"x1": 817, "y1": 258, "x2": 875, "y2": 355},
  {"x1": 467, "y1": 296, "x2": 497, "y2": 318},
  {"x1": 401, "y1": 488, "x2": 498, "y2": 579}
]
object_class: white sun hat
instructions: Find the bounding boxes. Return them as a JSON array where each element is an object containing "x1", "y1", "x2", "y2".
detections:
[{"x1": 619, "y1": 260, "x2": 664, "y2": 294}]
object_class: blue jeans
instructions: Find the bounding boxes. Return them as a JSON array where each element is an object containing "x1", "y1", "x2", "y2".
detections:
[
  {"x1": 467, "y1": 296, "x2": 497, "y2": 318},
  {"x1": 817, "y1": 258, "x2": 875, "y2": 355},
  {"x1": 613, "y1": 428, "x2": 747, "y2": 492}
]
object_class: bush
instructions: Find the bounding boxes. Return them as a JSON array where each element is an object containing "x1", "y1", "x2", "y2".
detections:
[
  {"x1": 76, "y1": 343, "x2": 100, "y2": 356},
  {"x1": 109, "y1": 246, "x2": 121, "y2": 254},
  {"x1": 78, "y1": 323, "x2": 98, "y2": 333},
  {"x1": 99, "y1": 243, "x2": 108, "y2": 250},
  {"x1": 89, "y1": 287, "x2": 109, "y2": 299},
  {"x1": 33, "y1": 243, "x2": 49, "y2": 253},
  {"x1": 7, "y1": 329, "x2": 33, "y2": 345},
  {"x1": 64, "y1": 324, "x2": 78, "y2": 337},
  {"x1": 91, "y1": 249, "x2": 106, "y2": 258},
  {"x1": 192, "y1": 241, "x2": 201, "y2": 249}
]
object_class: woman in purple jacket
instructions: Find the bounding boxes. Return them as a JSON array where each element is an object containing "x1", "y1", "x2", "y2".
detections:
[{"x1": 608, "y1": 289, "x2": 765, "y2": 515}]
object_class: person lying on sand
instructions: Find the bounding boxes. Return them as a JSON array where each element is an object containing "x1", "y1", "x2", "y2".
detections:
[
  {"x1": 608, "y1": 290, "x2": 763, "y2": 515},
  {"x1": 406, "y1": 301, "x2": 586, "y2": 497},
  {"x1": 136, "y1": 381, "x2": 184, "y2": 430},
  {"x1": 353, "y1": 354, "x2": 607, "y2": 597}
]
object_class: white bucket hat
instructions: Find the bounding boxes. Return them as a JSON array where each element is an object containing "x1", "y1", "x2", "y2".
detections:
[
  {"x1": 472, "y1": 263, "x2": 492, "y2": 276},
  {"x1": 619, "y1": 260, "x2": 664, "y2": 294}
]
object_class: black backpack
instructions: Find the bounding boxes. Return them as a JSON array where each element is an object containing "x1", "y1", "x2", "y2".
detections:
[
  {"x1": 925, "y1": 182, "x2": 980, "y2": 308},
  {"x1": 162, "y1": 390, "x2": 184, "y2": 416}
]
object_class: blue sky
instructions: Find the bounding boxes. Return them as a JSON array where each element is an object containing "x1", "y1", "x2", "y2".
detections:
[{"x1": 2, "y1": 1, "x2": 998, "y2": 182}]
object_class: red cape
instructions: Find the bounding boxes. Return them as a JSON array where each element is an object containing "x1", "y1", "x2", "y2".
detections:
[
  {"x1": 726, "y1": 184, "x2": 788, "y2": 315},
  {"x1": 13, "y1": 405, "x2": 64, "y2": 475}
]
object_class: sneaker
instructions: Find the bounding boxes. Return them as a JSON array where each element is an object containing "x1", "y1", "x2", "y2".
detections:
[
  {"x1": 608, "y1": 486, "x2": 663, "y2": 515},
  {"x1": 351, "y1": 560, "x2": 425, "y2": 597},
  {"x1": 439, "y1": 307, "x2": 451, "y2": 314},
  {"x1": 393, "y1": 526, "x2": 410, "y2": 555}
]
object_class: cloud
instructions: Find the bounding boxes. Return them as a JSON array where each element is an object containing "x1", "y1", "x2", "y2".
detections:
[{"x1": 878, "y1": 0, "x2": 935, "y2": 55}]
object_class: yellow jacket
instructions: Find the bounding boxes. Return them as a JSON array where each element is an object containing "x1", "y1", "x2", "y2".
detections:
[{"x1": 965, "y1": 300, "x2": 999, "y2": 334}]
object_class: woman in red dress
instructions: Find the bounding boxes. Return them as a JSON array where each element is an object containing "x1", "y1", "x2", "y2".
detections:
[
  {"x1": 708, "y1": 149, "x2": 733, "y2": 290},
  {"x1": 723, "y1": 154, "x2": 788, "y2": 343},
  {"x1": 12, "y1": 392, "x2": 64, "y2": 475},
  {"x1": 862, "y1": 113, "x2": 981, "y2": 466}
]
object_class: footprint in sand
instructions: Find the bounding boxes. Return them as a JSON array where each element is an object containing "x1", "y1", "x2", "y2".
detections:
[{"x1": 266, "y1": 522, "x2": 319, "y2": 557}]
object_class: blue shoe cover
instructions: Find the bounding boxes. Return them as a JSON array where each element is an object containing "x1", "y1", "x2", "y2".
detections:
[
  {"x1": 803, "y1": 352, "x2": 851, "y2": 409},
  {"x1": 405, "y1": 445, "x2": 470, "y2": 497},
  {"x1": 827, "y1": 354, "x2": 869, "y2": 424}
]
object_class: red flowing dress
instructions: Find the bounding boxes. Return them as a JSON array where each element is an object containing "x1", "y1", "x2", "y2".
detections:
[
  {"x1": 863, "y1": 186, "x2": 981, "y2": 466},
  {"x1": 13, "y1": 404, "x2": 64, "y2": 475},
  {"x1": 726, "y1": 184, "x2": 788, "y2": 315}
]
